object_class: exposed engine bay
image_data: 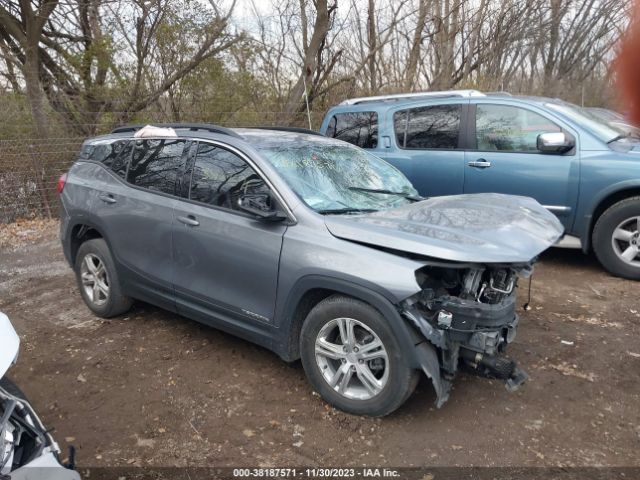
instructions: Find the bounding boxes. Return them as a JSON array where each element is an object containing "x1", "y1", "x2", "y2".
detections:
[
  {"x1": 401, "y1": 261, "x2": 532, "y2": 407},
  {"x1": 0, "y1": 380, "x2": 55, "y2": 477}
]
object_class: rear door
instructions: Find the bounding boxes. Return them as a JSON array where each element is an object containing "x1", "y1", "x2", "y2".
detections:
[
  {"x1": 463, "y1": 102, "x2": 579, "y2": 229},
  {"x1": 93, "y1": 138, "x2": 189, "y2": 309},
  {"x1": 172, "y1": 141, "x2": 287, "y2": 330},
  {"x1": 381, "y1": 101, "x2": 468, "y2": 197}
]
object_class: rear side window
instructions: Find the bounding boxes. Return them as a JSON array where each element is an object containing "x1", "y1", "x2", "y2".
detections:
[
  {"x1": 127, "y1": 139, "x2": 188, "y2": 195},
  {"x1": 86, "y1": 140, "x2": 132, "y2": 179},
  {"x1": 189, "y1": 143, "x2": 268, "y2": 212},
  {"x1": 475, "y1": 104, "x2": 562, "y2": 152},
  {"x1": 326, "y1": 112, "x2": 378, "y2": 148},
  {"x1": 394, "y1": 105, "x2": 461, "y2": 149}
]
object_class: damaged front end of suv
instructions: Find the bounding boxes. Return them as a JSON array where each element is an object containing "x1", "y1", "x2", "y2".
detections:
[
  {"x1": 402, "y1": 262, "x2": 532, "y2": 406},
  {"x1": 323, "y1": 193, "x2": 565, "y2": 408}
]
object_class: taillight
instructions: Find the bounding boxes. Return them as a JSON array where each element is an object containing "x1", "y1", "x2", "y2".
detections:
[{"x1": 57, "y1": 173, "x2": 67, "y2": 194}]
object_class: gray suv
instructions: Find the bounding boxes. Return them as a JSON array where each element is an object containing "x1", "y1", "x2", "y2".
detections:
[{"x1": 59, "y1": 124, "x2": 563, "y2": 416}]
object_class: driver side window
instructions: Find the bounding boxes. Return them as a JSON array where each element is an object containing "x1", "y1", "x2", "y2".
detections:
[
  {"x1": 475, "y1": 105, "x2": 561, "y2": 152},
  {"x1": 189, "y1": 143, "x2": 269, "y2": 212}
]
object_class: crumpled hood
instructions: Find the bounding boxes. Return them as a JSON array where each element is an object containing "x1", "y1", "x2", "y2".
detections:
[
  {"x1": 0, "y1": 312, "x2": 19, "y2": 379},
  {"x1": 324, "y1": 193, "x2": 564, "y2": 263}
]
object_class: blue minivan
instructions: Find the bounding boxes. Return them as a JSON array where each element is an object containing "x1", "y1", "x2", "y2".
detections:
[{"x1": 320, "y1": 90, "x2": 640, "y2": 280}]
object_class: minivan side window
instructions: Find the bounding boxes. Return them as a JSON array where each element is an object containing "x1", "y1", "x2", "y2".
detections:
[
  {"x1": 326, "y1": 112, "x2": 378, "y2": 148},
  {"x1": 87, "y1": 140, "x2": 132, "y2": 179},
  {"x1": 127, "y1": 139, "x2": 188, "y2": 195},
  {"x1": 189, "y1": 143, "x2": 269, "y2": 212},
  {"x1": 475, "y1": 104, "x2": 561, "y2": 152},
  {"x1": 394, "y1": 105, "x2": 461, "y2": 150}
]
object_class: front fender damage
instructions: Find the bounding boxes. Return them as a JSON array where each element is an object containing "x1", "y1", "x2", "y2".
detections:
[{"x1": 399, "y1": 262, "x2": 533, "y2": 407}]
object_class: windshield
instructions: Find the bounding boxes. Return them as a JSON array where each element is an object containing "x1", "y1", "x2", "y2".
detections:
[
  {"x1": 547, "y1": 102, "x2": 634, "y2": 143},
  {"x1": 259, "y1": 142, "x2": 419, "y2": 213}
]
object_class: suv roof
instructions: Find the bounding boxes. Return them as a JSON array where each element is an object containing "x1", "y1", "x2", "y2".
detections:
[
  {"x1": 94, "y1": 124, "x2": 323, "y2": 146},
  {"x1": 339, "y1": 89, "x2": 485, "y2": 106}
]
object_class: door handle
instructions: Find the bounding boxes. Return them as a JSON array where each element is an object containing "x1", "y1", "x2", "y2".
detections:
[
  {"x1": 467, "y1": 159, "x2": 492, "y2": 168},
  {"x1": 98, "y1": 193, "x2": 117, "y2": 204},
  {"x1": 177, "y1": 215, "x2": 200, "y2": 227}
]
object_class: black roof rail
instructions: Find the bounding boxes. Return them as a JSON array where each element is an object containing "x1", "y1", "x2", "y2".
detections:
[
  {"x1": 111, "y1": 123, "x2": 243, "y2": 139},
  {"x1": 244, "y1": 126, "x2": 323, "y2": 136}
]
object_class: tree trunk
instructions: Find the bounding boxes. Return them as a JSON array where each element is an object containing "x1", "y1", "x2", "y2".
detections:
[
  {"x1": 404, "y1": 0, "x2": 428, "y2": 91},
  {"x1": 367, "y1": 0, "x2": 377, "y2": 92},
  {"x1": 283, "y1": 0, "x2": 332, "y2": 120}
]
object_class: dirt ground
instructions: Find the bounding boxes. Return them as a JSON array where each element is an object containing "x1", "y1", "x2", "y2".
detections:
[{"x1": 0, "y1": 220, "x2": 639, "y2": 468}]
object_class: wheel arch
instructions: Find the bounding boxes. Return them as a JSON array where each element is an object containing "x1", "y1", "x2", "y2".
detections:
[
  {"x1": 583, "y1": 185, "x2": 640, "y2": 253},
  {"x1": 276, "y1": 275, "x2": 422, "y2": 365},
  {"x1": 66, "y1": 220, "x2": 110, "y2": 266}
]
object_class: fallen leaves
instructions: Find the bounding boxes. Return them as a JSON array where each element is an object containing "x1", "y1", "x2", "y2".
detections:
[{"x1": 0, "y1": 218, "x2": 59, "y2": 250}]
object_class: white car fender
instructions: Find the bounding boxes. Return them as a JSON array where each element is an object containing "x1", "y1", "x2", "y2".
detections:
[{"x1": 0, "y1": 312, "x2": 19, "y2": 379}]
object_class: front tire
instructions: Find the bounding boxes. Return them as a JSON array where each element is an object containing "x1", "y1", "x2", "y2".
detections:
[
  {"x1": 593, "y1": 197, "x2": 640, "y2": 280},
  {"x1": 300, "y1": 295, "x2": 419, "y2": 417},
  {"x1": 74, "y1": 238, "x2": 133, "y2": 317}
]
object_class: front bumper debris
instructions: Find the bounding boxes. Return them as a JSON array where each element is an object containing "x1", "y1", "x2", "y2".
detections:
[{"x1": 401, "y1": 263, "x2": 532, "y2": 407}]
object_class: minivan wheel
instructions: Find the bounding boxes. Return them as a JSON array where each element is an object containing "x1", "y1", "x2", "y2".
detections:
[
  {"x1": 75, "y1": 238, "x2": 133, "y2": 317},
  {"x1": 300, "y1": 295, "x2": 419, "y2": 417},
  {"x1": 593, "y1": 196, "x2": 640, "y2": 280}
]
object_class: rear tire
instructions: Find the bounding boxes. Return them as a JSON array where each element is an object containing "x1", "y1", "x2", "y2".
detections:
[
  {"x1": 300, "y1": 295, "x2": 419, "y2": 417},
  {"x1": 75, "y1": 238, "x2": 133, "y2": 317},
  {"x1": 593, "y1": 197, "x2": 640, "y2": 280}
]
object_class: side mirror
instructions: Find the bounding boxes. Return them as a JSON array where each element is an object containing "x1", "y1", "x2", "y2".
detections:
[
  {"x1": 537, "y1": 132, "x2": 575, "y2": 154},
  {"x1": 238, "y1": 193, "x2": 287, "y2": 222}
]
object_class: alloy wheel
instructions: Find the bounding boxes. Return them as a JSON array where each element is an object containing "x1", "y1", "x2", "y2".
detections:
[
  {"x1": 611, "y1": 216, "x2": 640, "y2": 267},
  {"x1": 314, "y1": 317, "x2": 389, "y2": 400},
  {"x1": 80, "y1": 253, "x2": 110, "y2": 306}
]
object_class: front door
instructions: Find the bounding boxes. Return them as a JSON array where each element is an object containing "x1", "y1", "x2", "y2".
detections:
[
  {"x1": 463, "y1": 103, "x2": 579, "y2": 229},
  {"x1": 172, "y1": 142, "x2": 287, "y2": 330}
]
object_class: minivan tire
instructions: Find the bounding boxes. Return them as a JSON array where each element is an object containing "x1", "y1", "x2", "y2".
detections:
[
  {"x1": 300, "y1": 295, "x2": 419, "y2": 417},
  {"x1": 593, "y1": 196, "x2": 640, "y2": 280},
  {"x1": 75, "y1": 238, "x2": 133, "y2": 317}
]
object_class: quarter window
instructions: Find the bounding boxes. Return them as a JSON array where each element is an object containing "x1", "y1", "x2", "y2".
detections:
[
  {"x1": 326, "y1": 112, "x2": 378, "y2": 148},
  {"x1": 394, "y1": 105, "x2": 461, "y2": 149},
  {"x1": 189, "y1": 143, "x2": 269, "y2": 212},
  {"x1": 475, "y1": 105, "x2": 561, "y2": 152},
  {"x1": 127, "y1": 139, "x2": 188, "y2": 195},
  {"x1": 88, "y1": 140, "x2": 132, "y2": 179}
]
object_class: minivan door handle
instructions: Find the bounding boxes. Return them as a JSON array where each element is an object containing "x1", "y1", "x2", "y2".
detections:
[
  {"x1": 467, "y1": 159, "x2": 492, "y2": 168},
  {"x1": 177, "y1": 215, "x2": 200, "y2": 227},
  {"x1": 98, "y1": 193, "x2": 117, "y2": 204}
]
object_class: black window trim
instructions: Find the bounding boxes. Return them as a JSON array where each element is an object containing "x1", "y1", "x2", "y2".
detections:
[
  {"x1": 181, "y1": 139, "x2": 297, "y2": 223},
  {"x1": 468, "y1": 103, "x2": 577, "y2": 156},
  {"x1": 392, "y1": 103, "x2": 468, "y2": 151}
]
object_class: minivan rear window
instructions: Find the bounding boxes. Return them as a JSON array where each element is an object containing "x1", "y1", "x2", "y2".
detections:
[
  {"x1": 394, "y1": 105, "x2": 461, "y2": 149},
  {"x1": 326, "y1": 112, "x2": 378, "y2": 148}
]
